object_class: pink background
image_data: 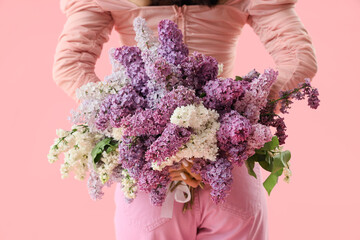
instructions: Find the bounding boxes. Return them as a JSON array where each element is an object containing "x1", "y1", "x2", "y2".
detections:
[{"x1": 1, "y1": 0, "x2": 359, "y2": 239}]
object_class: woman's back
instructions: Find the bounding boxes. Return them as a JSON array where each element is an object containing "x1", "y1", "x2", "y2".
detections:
[{"x1": 54, "y1": 0, "x2": 317, "y2": 102}]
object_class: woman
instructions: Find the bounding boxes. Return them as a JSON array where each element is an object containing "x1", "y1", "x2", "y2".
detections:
[{"x1": 52, "y1": 0, "x2": 317, "y2": 239}]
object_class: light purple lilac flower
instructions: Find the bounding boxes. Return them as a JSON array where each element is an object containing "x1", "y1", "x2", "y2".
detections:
[
  {"x1": 114, "y1": 46, "x2": 150, "y2": 95},
  {"x1": 145, "y1": 123, "x2": 192, "y2": 164},
  {"x1": 121, "y1": 108, "x2": 168, "y2": 136},
  {"x1": 158, "y1": 19, "x2": 188, "y2": 65},
  {"x1": 118, "y1": 136, "x2": 156, "y2": 180},
  {"x1": 156, "y1": 85, "x2": 201, "y2": 119},
  {"x1": 192, "y1": 157, "x2": 233, "y2": 204},
  {"x1": 234, "y1": 68, "x2": 278, "y2": 124},
  {"x1": 246, "y1": 124, "x2": 273, "y2": 157},
  {"x1": 88, "y1": 170, "x2": 105, "y2": 201},
  {"x1": 95, "y1": 86, "x2": 146, "y2": 130}
]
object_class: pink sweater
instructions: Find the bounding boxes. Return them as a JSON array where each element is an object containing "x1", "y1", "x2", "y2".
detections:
[{"x1": 53, "y1": 0, "x2": 318, "y2": 102}]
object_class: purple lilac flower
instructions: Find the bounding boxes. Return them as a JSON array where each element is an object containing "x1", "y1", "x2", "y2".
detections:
[
  {"x1": 87, "y1": 170, "x2": 105, "y2": 201},
  {"x1": 118, "y1": 136, "x2": 156, "y2": 180},
  {"x1": 180, "y1": 52, "x2": 218, "y2": 92},
  {"x1": 217, "y1": 110, "x2": 252, "y2": 146},
  {"x1": 307, "y1": 88, "x2": 320, "y2": 109},
  {"x1": 234, "y1": 68, "x2": 278, "y2": 124},
  {"x1": 95, "y1": 97, "x2": 112, "y2": 131},
  {"x1": 158, "y1": 19, "x2": 188, "y2": 65},
  {"x1": 225, "y1": 144, "x2": 248, "y2": 166},
  {"x1": 137, "y1": 162, "x2": 170, "y2": 193},
  {"x1": 95, "y1": 86, "x2": 146, "y2": 130},
  {"x1": 196, "y1": 157, "x2": 234, "y2": 204},
  {"x1": 202, "y1": 78, "x2": 244, "y2": 112},
  {"x1": 156, "y1": 85, "x2": 201, "y2": 119},
  {"x1": 121, "y1": 108, "x2": 168, "y2": 136},
  {"x1": 114, "y1": 46, "x2": 150, "y2": 95},
  {"x1": 273, "y1": 117, "x2": 287, "y2": 145},
  {"x1": 150, "y1": 184, "x2": 169, "y2": 206},
  {"x1": 149, "y1": 57, "x2": 180, "y2": 87},
  {"x1": 145, "y1": 123, "x2": 192, "y2": 164},
  {"x1": 241, "y1": 69, "x2": 261, "y2": 82},
  {"x1": 246, "y1": 124, "x2": 273, "y2": 157}
]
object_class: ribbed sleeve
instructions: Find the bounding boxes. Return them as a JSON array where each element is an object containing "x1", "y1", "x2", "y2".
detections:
[
  {"x1": 53, "y1": 0, "x2": 114, "y2": 102},
  {"x1": 245, "y1": 0, "x2": 318, "y2": 99}
]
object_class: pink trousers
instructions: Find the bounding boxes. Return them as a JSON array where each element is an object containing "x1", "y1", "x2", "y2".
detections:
[{"x1": 114, "y1": 164, "x2": 268, "y2": 240}]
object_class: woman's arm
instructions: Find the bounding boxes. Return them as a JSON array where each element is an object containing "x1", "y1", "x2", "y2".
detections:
[
  {"x1": 245, "y1": 0, "x2": 318, "y2": 100},
  {"x1": 53, "y1": 0, "x2": 114, "y2": 102}
]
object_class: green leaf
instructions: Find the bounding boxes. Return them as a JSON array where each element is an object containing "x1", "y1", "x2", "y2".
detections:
[
  {"x1": 255, "y1": 149, "x2": 267, "y2": 155},
  {"x1": 281, "y1": 150, "x2": 291, "y2": 166},
  {"x1": 199, "y1": 92, "x2": 206, "y2": 98},
  {"x1": 245, "y1": 159, "x2": 257, "y2": 179},
  {"x1": 263, "y1": 168, "x2": 283, "y2": 195},
  {"x1": 259, "y1": 159, "x2": 272, "y2": 172},
  {"x1": 235, "y1": 76, "x2": 243, "y2": 81},
  {"x1": 265, "y1": 152, "x2": 272, "y2": 164},
  {"x1": 91, "y1": 138, "x2": 111, "y2": 164},
  {"x1": 261, "y1": 136, "x2": 279, "y2": 151}
]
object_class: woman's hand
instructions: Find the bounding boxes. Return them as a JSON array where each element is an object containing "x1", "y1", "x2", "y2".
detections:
[{"x1": 169, "y1": 159, "x2": 202, "y2": 188}]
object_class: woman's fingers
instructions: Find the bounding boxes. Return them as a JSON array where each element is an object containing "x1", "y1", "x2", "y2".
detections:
[
  {"x1": 169, "y1": 170, "x2": 201, "y2": 188},
  {"x1": 181, "y1": 160, "x2": 202, "y2": 181}
]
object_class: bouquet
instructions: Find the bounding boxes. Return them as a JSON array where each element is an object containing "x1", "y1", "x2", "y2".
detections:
[{"x1": 48, "y1": 17, "x2": 320, "y2": 209}]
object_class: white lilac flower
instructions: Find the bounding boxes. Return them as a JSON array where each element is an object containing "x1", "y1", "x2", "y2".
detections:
[
  {"x1": 121, "y1": 169, "x2": 137, "y2": 200},
  {"x1": 133, "y1": 17, "x2": 159, "y2": 53},
  {"x1": 283, "y1": 162, "x2": 292, "y2": 183},
  {"x1": 111, "y1": 127, "x2": 125, "y2": 141},
  {"x1": 153, "y1": 104, "x2": 221, "y2": 170},
  {"x1": 49, "y1": 125, "x2": 103, "y2": 180},
  {"x1": 95, "y1": 149, "x2": 120, "y2": 184}
]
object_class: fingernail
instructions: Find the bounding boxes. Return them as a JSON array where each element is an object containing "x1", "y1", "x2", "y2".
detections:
[
  {"x1": 180, "y1": 172, "x2": 187, "y2": 180},
  {"x1": 182, "y1": 160, "x2": 189, "y2": 167}
]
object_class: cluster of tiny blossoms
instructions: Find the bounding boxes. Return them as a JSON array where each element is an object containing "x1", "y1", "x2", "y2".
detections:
[
  {"x1": 50, "y1": 17, "x2": 319, "y2": 205},
  {"x1": 48, "y1": 125, "x2": 102, "y2": 180}
]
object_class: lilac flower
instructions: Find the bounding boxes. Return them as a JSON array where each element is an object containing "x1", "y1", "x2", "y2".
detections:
[
  {"x1": 95, "y1": 86, "x2": 146, "y2": 130},
  {"x1": 202, "y1": 78, "x2": 245, "y2": 112},
  {"x1": 145, "y1": 123, "x2": 192, "y2": 164},
  {"x1": 217, "y1": 110, "x2": 252, "y2": 146},
  {"x1": 180, "y1": 52, "x2": 218, "y2": 92},
  {"x1": 273, "y1": 117, "x2": 288, "y2": 145},
  {"x1": 241, "y1": 69, "x2": 260, "y2": 82},
  {"x1": 109, "y1": 165, "x2": 123, "y2": 183},
  {"x1": 225, "y1": 144, "x2": 248, "y2": 166},
  {"x1": 246, "y1": 124, "x2": 273, "y2": 157},
  {"x1": 87, "y1": 170, "x2": 105, "y2": 200},
  {"x1": 234, "y1": 68, "x2": 278, "y2": 124},
  {"x1": 193, "y1": 157, "x2": 233, "y2": 204},
  {"x1": 307, "y1": 88, "x2": 320, "y2": 109},
  {"x1": 95, "y1": 98, "x2": 112, "y2": 131},
  {"x1": 118, "y1": 136, "x2": 156, "y2": 180},
  {"x1": 156, "y1": 85, "x2": 201, "y2": 119},
  {"x1": 114, "y1": 46, "x2": 150, "y2": 95},
  {"x1": 158, "y1": 19, "x2": 188, "y2": 65},
  {"x1": 121, "y1": 108, "x2": 168, "y2": 136},
  {"x1": 137, "y1": 162, "x2": 170, "y2": 193},
  {"x1": 150, "y1": 184, "x2": 169, "y2": 206}
]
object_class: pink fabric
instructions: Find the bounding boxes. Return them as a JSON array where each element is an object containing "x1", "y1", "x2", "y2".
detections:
[
  {"x1": 115, "y1": 164, "x2": 268, "y2": 240},
  {"x1": 53, "y1": 0, "x2": 317, "y2": 102},
  {"x1": 53, "y1": 0, "x2": 318, "y2": 239}
]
